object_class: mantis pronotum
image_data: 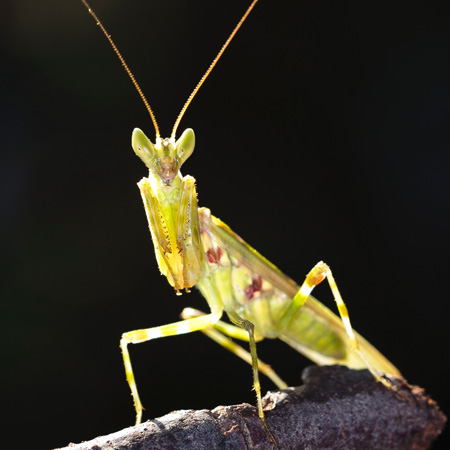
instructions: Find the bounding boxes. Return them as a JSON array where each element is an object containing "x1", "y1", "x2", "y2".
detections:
[{"x1": 81, "y1": 0, "x2": 401, "y2": 445}]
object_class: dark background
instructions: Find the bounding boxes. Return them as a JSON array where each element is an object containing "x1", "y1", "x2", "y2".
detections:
[{"x1": 1, "y1": 0, "x2": 449, "y2": 448}]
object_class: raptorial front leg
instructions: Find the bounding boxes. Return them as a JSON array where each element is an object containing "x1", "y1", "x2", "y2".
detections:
[
  {"x1": 121, "y1": 310, "x2": 222, "y2": 424},
  {"x1": 181, "y1": 307, "x2": 288, "y2": 389},
  {"x1": 176, "y1": 175, "x2": 204, "y2": 289}
]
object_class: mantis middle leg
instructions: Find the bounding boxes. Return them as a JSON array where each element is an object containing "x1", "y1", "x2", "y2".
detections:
[
  {"x1": 181, "y1": 307, "x2": 288, "y2": 389},
  {"x1": 121, "y1": 309, "x2": 222, "y2": 424}
]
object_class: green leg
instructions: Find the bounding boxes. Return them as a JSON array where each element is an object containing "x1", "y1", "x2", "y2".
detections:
[
  {"x1": 197, "y1": 274, "x2": 279, "y2": 446},
  {"x1": 120, "y1": 309, "x2": 223, "y2": 424},
  {"x1": 318, "y1": 263, "x2": 394, "y2": 388},
  {"x1": 225, "y1": 310, "x2": 279, "y2": 447},
  {"x1": 181, "y1": 307, "x2": 288, "y2": 389},
  {"x1": 278, "y1": 261, "x2": 394, "y2": 389},
  {"x1": 176, "y1": 175, "x2": 204, "y2": 289}
]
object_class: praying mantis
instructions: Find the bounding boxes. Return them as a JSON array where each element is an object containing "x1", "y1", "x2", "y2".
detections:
[{"x1": 80, "y1": 0, "x2": 401, "y2": 444}]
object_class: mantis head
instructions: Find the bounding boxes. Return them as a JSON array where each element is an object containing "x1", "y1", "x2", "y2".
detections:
[
  {"x1": 132, "y1": 128, "x2": 195, "y2": 185},
  {"x1": 82, "y1": 0, "x2": 257, "y2": 187}
]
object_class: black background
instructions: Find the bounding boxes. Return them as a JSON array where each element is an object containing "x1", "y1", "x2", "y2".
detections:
[{"x1": 1, "y1": 1, "x2": 449, "y2": 448}]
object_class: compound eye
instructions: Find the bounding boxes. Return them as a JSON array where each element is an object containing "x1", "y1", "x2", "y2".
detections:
[
  {"x1": 175, "y1": 128, "x2": 195, "y2": 165},
  {"x1": 132, "y1": 128, "x2": 156, "y2": 169}
]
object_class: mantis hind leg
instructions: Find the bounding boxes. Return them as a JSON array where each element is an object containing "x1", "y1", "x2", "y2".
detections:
[
  {"x1": 279, "y1": 261, "x2": 395, "y2": 389},
  {"x1": 181, "y1": 307, "x2": 288, "y2": 389}
]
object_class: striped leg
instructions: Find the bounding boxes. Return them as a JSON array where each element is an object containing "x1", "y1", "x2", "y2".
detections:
[
  {"x1": 280, "y1": 261, "x2": 393, "y2": 388},
  {"x1": 120, "y1": 309, "x2": 222, "y2": 424},
  {"x1": 181, "y1": 307, "x2": 288, "y2": 389}
]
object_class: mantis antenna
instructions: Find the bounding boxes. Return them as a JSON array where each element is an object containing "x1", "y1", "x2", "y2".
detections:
[
  {"x1": 80, "y1": 0, "x2": 160, "y2": 139},
  {"x1": 80, "y1": 0, "x2": 260, "y2": 140},
  {"x1": 171, "y1": 0, "x2": 260, "y2": 139}
]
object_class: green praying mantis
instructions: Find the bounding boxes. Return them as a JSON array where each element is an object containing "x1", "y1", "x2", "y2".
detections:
[{"x1": 81, "y1": 0, "x2": 401, "y2": 445}]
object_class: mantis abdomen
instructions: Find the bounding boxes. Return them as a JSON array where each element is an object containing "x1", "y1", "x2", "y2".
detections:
[{"x1": 199, "y1": 207, "x2": 401, "y2": 376}]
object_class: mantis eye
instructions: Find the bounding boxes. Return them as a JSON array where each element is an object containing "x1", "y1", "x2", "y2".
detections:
[
  {"x1": 132, "y1": 128, "x2": 156, "y2": 169},
  {"x1": 175, "y1": 128, "x2": 195, "y2": 166}
]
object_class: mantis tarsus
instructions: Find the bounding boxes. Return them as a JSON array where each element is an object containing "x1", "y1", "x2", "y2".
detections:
[{"x1": 81, "y1": 0, "x2": 401, "y2": 445}]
